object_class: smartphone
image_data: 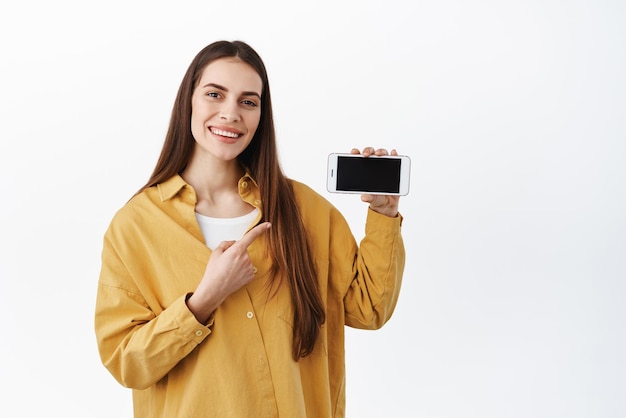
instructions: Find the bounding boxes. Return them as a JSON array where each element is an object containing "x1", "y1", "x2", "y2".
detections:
[{"x1": 326, "y1": 153, "x2": 411, "y2": 196}]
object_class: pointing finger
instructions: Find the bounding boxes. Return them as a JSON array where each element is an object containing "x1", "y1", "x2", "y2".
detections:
[{"x1": 237, "y1": 222, "x2": 272, "y2": 249}]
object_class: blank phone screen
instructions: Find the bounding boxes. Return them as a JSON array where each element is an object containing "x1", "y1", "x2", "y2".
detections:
[{"x1": 336, "y1": 156, "x2": 401, "y2": 193}]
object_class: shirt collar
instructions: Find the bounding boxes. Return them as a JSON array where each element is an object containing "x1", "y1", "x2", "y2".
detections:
[
  {"x1": 157, "y1": 174, "x2": 188, "y2": 202},
  {"x1": 156, "y1": 171, "x2": 259, "y2": 202}
]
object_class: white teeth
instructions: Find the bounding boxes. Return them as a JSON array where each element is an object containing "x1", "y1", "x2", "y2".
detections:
[{"x1": 211, "y1": 128, "x2": 240, "y2": 138}]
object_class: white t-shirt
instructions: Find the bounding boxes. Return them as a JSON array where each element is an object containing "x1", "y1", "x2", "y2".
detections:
[{"x1": 194, "y1": 208, "x2": 260, "y2": 250}]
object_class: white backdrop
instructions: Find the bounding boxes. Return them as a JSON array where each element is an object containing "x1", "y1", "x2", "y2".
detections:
[{"x1": 1, "y1": 1, "x2": 625, "y2": 417}]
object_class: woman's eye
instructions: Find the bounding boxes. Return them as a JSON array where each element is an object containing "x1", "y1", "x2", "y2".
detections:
[
  {"x1": 206, "y1": 92, "x2": 220, "y2": 98},
  {"x1": 241, "y1": 99, "x2": 257, "y2": 107}
]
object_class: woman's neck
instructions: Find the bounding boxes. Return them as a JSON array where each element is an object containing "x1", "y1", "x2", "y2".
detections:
[{"x1": 181, "y1": 157, "x2": 250, "y2": 218}]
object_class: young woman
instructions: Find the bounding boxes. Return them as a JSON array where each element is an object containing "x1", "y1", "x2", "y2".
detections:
[{"x1": 95, "y1": 40, "x2": 405, "y2": 418}]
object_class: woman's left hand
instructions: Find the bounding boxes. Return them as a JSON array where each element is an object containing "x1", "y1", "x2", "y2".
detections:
[{"x1": 351, "y1": 147, "x2": 400, "y2": 218}]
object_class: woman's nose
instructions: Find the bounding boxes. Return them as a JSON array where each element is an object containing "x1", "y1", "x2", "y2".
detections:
[{"x1": 219, "y1": 100, "x2": 240, "y2": 122}]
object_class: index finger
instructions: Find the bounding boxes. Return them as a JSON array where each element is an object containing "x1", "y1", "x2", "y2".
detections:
[{"x1": 237, "y1": 222, "x2": 272, "y2": 249}]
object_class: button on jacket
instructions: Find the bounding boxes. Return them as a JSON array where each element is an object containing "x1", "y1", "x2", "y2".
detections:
[{"x1": 95, "y1": 173, "x2": 405, "y2": 418}]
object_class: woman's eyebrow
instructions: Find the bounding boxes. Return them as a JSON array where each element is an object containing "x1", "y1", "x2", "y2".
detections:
[{"x1": 202, "y1": 82, "x2": 261, "y2": 99}]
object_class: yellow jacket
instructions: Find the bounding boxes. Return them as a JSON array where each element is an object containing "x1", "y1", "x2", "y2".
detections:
[{"x1": 95, "y1": 173, "x2": 405, "y2": 418}]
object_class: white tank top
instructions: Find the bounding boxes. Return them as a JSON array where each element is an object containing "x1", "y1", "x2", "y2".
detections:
[{"x1": 195, "y1": 208, "x2": 260, "y2": 250}]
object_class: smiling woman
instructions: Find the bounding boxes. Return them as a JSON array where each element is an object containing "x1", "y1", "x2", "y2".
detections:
[{"x1": 93, "y1": 40, "x2": 406, "y2": 418}]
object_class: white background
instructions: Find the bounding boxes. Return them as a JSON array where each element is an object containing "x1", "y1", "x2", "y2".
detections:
[{"x1": 1, "y1": 1, "x2": 625, "y2": 417}]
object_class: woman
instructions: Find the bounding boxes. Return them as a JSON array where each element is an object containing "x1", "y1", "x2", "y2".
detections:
[{"x1": 95, "y1": 40, "x2": 405, "y2": 418}]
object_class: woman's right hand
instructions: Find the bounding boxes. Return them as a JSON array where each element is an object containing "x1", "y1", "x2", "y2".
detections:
[{"x1": 186, "y1": 222, "x2": 271, "y2": 323}]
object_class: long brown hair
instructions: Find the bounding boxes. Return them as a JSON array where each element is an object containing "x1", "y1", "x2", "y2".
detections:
[{"x1": 136, "y1": 40, "x2": 325, "y2": 360}]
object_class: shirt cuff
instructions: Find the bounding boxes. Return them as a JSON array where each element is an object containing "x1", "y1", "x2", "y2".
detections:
[
  {"x1": 366, "y1": 207, "x2": 404, "y2": 232},
  {"x1": 173, "y1": 293, "x2": 214, "y2": 344}
]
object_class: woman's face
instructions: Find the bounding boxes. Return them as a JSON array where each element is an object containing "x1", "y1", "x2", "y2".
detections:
[{"x1": 190, "y1": 58, "x2": 262, "y2": 164}]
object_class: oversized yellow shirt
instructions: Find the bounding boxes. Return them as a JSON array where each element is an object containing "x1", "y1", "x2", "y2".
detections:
[{"x1": 95, "y1": 173, "x2": 405, "y2": 418}]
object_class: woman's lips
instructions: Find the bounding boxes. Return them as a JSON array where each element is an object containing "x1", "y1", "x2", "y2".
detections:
[{"x1": 210, "y1": 126, "x2": 242, "y2": 143}]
